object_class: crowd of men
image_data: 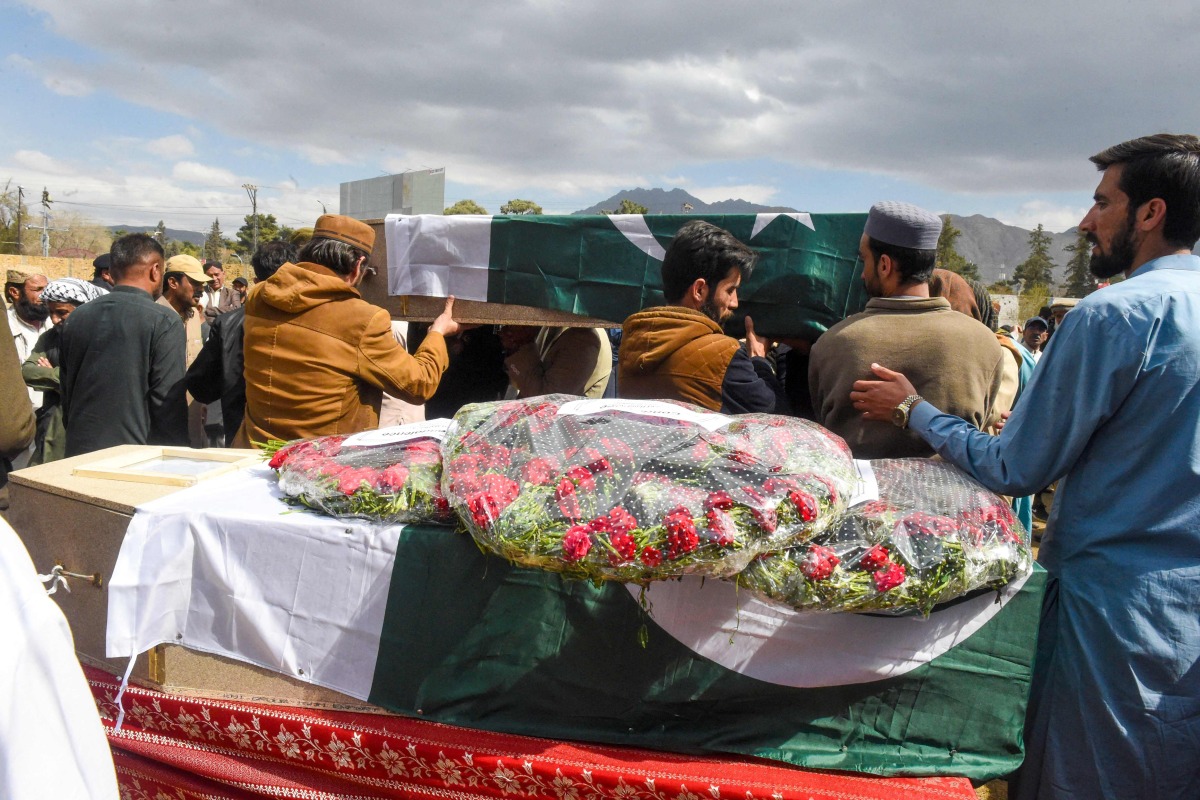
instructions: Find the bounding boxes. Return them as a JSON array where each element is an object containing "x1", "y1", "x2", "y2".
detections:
[{"x1": 1, "y1": 132, "x2": 1198, "y2": 800}]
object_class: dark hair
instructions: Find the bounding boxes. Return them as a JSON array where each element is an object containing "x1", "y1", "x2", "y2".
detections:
[
  {"x1": 1090, "y1": 133, "x2": 1200, "y2": 248},
  {"x1": 296, "y1": 237, "x2": 367, "y2": 276},
  {"x1": 232, "y1": 276, "x2": 248, "y2": 286},
  {"x1": 661, "y1": 221, "x2": 757, "y2": 304},
  {"x1": 866, "y1": 237, "x2": 936, "y2": 284},
  {"x1": 109, "y1": 234, "x2": 165, "y2": 281},
  {"x1": 252, "y1": 240, "x2": 298, "y2": 281}
]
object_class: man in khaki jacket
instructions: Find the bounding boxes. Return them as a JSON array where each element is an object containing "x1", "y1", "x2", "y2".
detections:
[{"x1": 238, "y1": 215, "x2": 462, "y2": 445}]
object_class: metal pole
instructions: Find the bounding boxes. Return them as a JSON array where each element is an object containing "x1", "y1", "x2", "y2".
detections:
[
  {"x1": 40, "y1": 188, "x2": 51, "y2": 257},
  {"x1": 15, "y1": 186, "x2": 23, "y2": 255},
  {"x1": 243, "y1": 184, "x2": 258, "y2": 253}
]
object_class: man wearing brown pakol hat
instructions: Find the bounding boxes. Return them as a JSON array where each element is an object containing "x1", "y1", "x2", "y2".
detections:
[
  {"x1": 808, "y1": 201, "x2": 1006, "y2": 458},
  {"x1": 237, "y1": 214, "x2": 463, "y2": 445}
]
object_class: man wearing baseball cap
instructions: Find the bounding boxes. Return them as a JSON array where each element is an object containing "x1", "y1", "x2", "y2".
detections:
[
  {"x1": 808, "y1": 201, "x2": 1007, "y2": 458},
  {"x1": 238, "y1": 214, "x2": 463, "y2": 444}
]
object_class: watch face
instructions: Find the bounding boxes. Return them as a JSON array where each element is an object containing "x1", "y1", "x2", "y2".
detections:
[{"x1": 891, "y1": 406, "x2": 907, "y2": 427}]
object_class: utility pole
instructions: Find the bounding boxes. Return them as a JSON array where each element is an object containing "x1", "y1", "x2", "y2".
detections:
[
  {"x1": 26, "y1": 188, "x2": 67, "y2": 257},
  {"x1": 242, "y1": 183, "x2": 258, "y2": 254},
  {"x1": 39, "y1": 188, "x2": 52, "y2": 257},
  {"x1": 15, "y1": 186, "x2": 23, "y2": 255}
]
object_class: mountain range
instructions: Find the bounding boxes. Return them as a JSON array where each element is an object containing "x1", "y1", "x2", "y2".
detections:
[{"x1": 111, "y1": 189, "x2": 1089, "y2": 286}]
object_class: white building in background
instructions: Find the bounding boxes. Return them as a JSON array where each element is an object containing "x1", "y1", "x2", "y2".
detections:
[{"x1": 340, "y1": 168, "x2": 446, "y2": 220}]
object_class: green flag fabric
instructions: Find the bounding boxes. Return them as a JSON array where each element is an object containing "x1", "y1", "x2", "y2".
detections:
[
  {"x1": 370, "y1": 524, "x2": 1044, "y2": 782},
  {"x1": 386, "y1": 213, "x2": 870, "y2": 338}
]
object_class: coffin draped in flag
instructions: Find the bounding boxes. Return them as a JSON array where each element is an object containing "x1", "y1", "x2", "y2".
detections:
[
  {"x1": 385, "y1": 213, "x2": 871, "y2": 338},
  {"x1": 109, "y1": 466, "x2": 1042, "y2": 783}
]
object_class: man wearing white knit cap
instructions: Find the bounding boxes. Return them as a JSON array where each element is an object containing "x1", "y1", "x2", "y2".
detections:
[{"x1": 807, "y1": 201, "x2": 1006, "y2": 458}]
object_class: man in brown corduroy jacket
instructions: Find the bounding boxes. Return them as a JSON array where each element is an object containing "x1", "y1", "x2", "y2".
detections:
[
  {"x1": 237, "y1": 215, "x2": 463, "y2": 446},
  {"x1": 618, "y1": 221, "x2": 788, "y2": 414}
]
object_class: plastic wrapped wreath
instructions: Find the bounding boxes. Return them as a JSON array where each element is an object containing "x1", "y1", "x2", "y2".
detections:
[
  {"x1": 442, "y1": 395, "x2": 857, "y2": 583},
  {"x1": 267, "y1": 420, "x2": 454, "y2": 524},
  {"x1": 738, "y1": 459, "x2": 1033, "y2": 615}
]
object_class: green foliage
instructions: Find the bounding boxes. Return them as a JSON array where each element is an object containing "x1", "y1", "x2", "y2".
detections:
[
  {"x1": 987, "y1": 281, "x2": 1014, "y2": 295},
  {"x1": 1012, "y1": 224, "x2": 1057, "y2": 289},
  {"x1": 204, "y1": 219, "x2": 224, "y2": 261},
  {"x1": 935, "y1": 216, "x2": 981, "y2": 282},
  {"x1": 1018, "y1": 283, "x2": 1050, "y2": 323},
  {"x1": 604, "y1": 198, "x2": 649, "y2": 215},
  {"x1": 1062, "y1": 230, "x2": 1098, "y2": 297},
  {"x1": 499, "y1": 198, "x2": 543, "y2": 215},
  {"x1": 235, "y1": 213, "x2": 281, "y2": 254},
  {"x1": 0, "y1": 181, "x2": 34, "y2": 254},
  {"x1": 444, "y1": 199, "x2": 488, "y2": 215}
]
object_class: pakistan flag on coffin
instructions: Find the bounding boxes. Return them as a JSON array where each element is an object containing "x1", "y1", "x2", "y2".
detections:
[
  {"x1": 369, "y1": 527, "x2": 1044, "y2": 782},
  {"x1": 385, "y1": 213, "x2": 870, "y2": 338}
]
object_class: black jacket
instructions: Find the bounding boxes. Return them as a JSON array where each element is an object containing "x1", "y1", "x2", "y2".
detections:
[
  {"x1": 59, "y1": 286, "x2": 188, "y2": 456},
  {"x1": 186, "y1": 307, "x2": 245, "y2": 447}
]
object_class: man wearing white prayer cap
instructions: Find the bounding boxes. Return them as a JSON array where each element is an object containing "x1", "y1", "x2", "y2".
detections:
[{"x1": 807, "y1": 201, "x2": 1008, "y2": 459}]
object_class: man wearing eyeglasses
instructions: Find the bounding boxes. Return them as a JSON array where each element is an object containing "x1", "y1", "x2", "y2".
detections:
[{"x1": 237, "y1": 214, "x2": 463, "y2": 445}]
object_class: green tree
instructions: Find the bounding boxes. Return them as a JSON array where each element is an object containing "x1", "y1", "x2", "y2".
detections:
[
  {"x1": 604, "y1": 198, "x2": 649, "y2": 215},
  {"x1": 1061, "y1": 230, "x2": 1098, "y2": 297},
  {"x1": 499, "y1": 198, "x2": 543, "y2": 215},
  {"x1": 0, "y1": 181, "x2": 35, "y2": 254},
  {"x1": 444, "y1": 199, "x2": 487, "y2": 215},
  {"x1": 153, "y1": 220, "x2": 167, "y2": 243},
  {"x1": 235, "y1": 213, "x2": 280, "y2": 254},
  {"x1": 935, "y1": 215, "x2": 981, "y2": 282},
  {"x1": 204, "y1": 219, "x2": 225, "y2": 261},
  {"x1": 1012, "y1": 224, "x2": 1057, "y2": 290}
]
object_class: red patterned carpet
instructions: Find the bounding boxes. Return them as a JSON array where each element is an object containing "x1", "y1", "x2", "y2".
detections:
[{"x1": 86, "y1": 666, "x2": 977, "y2": 800}]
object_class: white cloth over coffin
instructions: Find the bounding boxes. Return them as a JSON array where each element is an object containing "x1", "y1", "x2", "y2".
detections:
[
  {"x1": 385, "y1": 213, "x2": 491, "y2": 301},
  {"x1": 106, "y1": 465, "x2": 403, "y2": 700}
]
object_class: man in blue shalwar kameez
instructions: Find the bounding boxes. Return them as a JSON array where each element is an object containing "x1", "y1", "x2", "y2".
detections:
[{"x1": 849, "y1": 133, "x2": 1200, "y2": 800}]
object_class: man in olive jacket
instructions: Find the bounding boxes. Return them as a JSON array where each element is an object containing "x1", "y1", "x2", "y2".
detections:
[
  {"x1": 808, "y1": 202, "x2": 1006, "y2": 458},
  {"x1": 618, "y1": 220, "x2": 788, "y2": 414},
  {"x1": 237, "y1": 214, "x2": 463, "y2": 445}
]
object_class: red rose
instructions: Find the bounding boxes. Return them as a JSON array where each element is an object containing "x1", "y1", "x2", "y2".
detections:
[
  {"x1": 584, "y1": 457, "x2": 612, "y2": 476},
  {"x1": 858, "y1": 545, "x2": 889, "y2": 572},
  {"x1": 337, "y1": 467, "x2": 376, "y2": 496},
  {"x1": 562, "y1": 525, "x2": 592, "y2": 562},
  {"x1": 377, "y1": 464, "x2": 410, "y2": 491},
  {"x1": 318, "y1": 436, "x2": 346, "y2": 457},
  {"x1": 704, "y1": 491, "x2": 735, "y2": 511},
  {"x1": 801, "y1": 545, "x2": 840, "y2": 581},
  {"x1": 565, "y1": 465, "x2": 597, "y2": 492},
  {"x1": 788, "y1": 490, "x2": 819, "y2": 523},
  {"x1": 521, "y1": 457, "x2": 559, "y2": 485},
  {"x1": 873, "y1": 561, "x2": 907, "y2": 592},
  {"x1": 705, "y1": 509, "x2": 736, "y2": 547},
  {"x1": 728, "y1": 449, "x2": 757, "y2": 466},
  {"x1": 586, "y1": 515, "x2": 611, "y2": 534},
  {"x1": 663, "y1": 507, "x2": 699, "y2": 558},
  {"x1": 479, "y1": 474, "x2": 520, "y2": 507},
  {"x1": 608, "y1": 530, "x2": 637, "y2": 564},
  {"x1": 812, "y1": 475, "x2": 840, "y2": 505},
  {"x1": 450, "y1": 454, "x2": 487, "y2": 476},
  {"x1": 762, "y1": 477, "x2": 800, "y2": 495},
  {"x1": 751, "y1": 507, "x2": 778, "y2": 533},
  {"x1": 467, "y1": 492, "x2": 505, "y2": 528},
  {"x1": 555, "y1": 478, "x2": 583, "y2": 519},
  {"x1": 640, "y1": 546, "x2": 663, "y2": 567},
  {"x1": 607, "y1": 506, "x2": 638, "y2": 536}
]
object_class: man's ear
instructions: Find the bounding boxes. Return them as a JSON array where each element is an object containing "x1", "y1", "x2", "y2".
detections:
[
  {"x1": 688, "y1": 277, "x2": 709, "y2": 305},
  {"x1": 875, "y1": 253, "x2": 894, "y2": 280},
  {"x1": 1137, "y1": 198, "x2": 1168, "y2": 233}
]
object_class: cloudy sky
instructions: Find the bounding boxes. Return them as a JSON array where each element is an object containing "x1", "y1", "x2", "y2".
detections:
[{"x1": 3, "y1": 0, "x2": 1199, "y2": 237}]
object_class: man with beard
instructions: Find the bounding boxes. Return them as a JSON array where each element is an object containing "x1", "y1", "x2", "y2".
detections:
[
  {"x1": 5, "y1": 268, "x2": 49, "y2": 409},
  {"x1": 59, "y1": 234, "x2": 188, "y2": 456},
  {"x1": 618, "y1": 220, "x2": 787, "y2": 413},
  {"x1": 807, "y1": 202, "x2": 1006, "y2": 458},
  {"x1": 850, "y1": 133, "x2": 1200, "y2": 800}
]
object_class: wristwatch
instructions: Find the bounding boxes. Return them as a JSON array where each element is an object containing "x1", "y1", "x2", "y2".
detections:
[{"x1": 891, "y1": 395, "x2": 924, "y2": 429}]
